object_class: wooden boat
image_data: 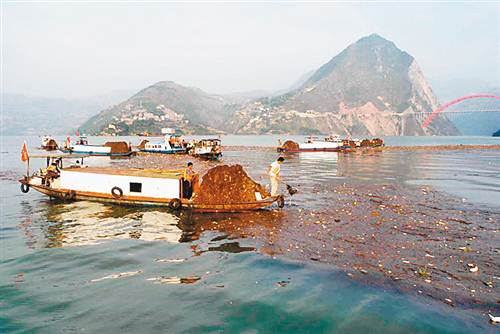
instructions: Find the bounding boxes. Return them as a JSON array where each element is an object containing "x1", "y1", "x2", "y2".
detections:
[
  {"x1": 60, "y1": 136, "x2": 133, "y2": 156},
  {"x1": 41, "y1": 136, "x2": 58, "y2": 150},
  {"x1": 188, "y1": 139, "x2": 222, "y2": 160},
  {"x1": 19, "y1": 162, "x2": 283, "y2": 213}
]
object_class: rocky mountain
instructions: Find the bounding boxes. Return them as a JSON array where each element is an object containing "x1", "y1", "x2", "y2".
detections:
[
  {"x1": 80, "y1": 34, "x2": 460, "y2": 136},
  {"x1": 80, "y1": 81, "x2": 239, "y2": 135},
  {"x1": 228, "y1": 34, "x2": 459, "y2": 135}
]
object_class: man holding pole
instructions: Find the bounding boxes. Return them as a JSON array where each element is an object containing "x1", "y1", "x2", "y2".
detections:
[{"x1": 268, "y1": 157, "x2": 284, "y2": 196}]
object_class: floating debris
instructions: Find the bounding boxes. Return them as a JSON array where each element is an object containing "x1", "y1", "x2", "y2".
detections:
[
  {"x1": 154, "y1": 258, "x2": 186, "y2": 263},
  {"x1": 489, "y1": 314, "x2": 500, "y2": 324},
  {"x1": 146, "y1": 276, "x2": 201, "y2": 285},
  {"x1": 91, "y1": 270, "x2": 142, "y2": 283}
]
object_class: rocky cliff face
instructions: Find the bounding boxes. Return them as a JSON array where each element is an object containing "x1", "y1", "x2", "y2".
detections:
[{"x1": 228, "y1": 34, "x2": 459, "y2": 135}]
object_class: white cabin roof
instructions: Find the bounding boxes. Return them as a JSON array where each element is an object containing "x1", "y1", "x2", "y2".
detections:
[{"x1": 62, "y1": 167, "x2": 183, "y2": 179}]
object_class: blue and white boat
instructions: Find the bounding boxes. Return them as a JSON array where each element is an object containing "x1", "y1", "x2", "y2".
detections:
[
  {"x1": 60, "y1": 136, "x2": 133, "y2": 156},
  {"x1": 140, "y1": 135, "x2": 187, "y2": 154}
]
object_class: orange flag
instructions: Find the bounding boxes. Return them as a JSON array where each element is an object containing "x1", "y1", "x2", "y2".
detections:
[{"x1": 21, "y1": 142, "x2": 29, "y2": 162}]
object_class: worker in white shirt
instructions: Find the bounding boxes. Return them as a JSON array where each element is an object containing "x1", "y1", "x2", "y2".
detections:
[{"x1": 268, "y1": 157, "x2": 285, "y2": 196}]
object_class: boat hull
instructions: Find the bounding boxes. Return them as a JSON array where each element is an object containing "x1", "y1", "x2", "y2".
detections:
[
  {"x1": 278, "y1": 147, "x2": 350, "y2": 153},
  {"x1": 139, "y1": 149, "x2": 186, "y2": 154},
  {"x1": 192, "y1": 153, "x2": 222, "y2": 160},
  {"x1": 21, "y1": 180, "x2": 278, "y2": 213},
  {"x1": 59, "y1": 149, "x2": 133, "y2": 157}
]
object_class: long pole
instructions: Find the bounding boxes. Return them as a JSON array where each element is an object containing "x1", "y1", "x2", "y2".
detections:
[{"x1": 26, "y1": 158, "x2": 30, "y2": 177}]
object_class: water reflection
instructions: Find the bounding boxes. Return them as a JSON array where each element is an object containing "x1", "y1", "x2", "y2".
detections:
[
  {"x1": 20, "y1": 201, "x2": 182, "y2": 247},
  {"x1": 19, "y1": 199, "x2": 284, "y2": 251}
]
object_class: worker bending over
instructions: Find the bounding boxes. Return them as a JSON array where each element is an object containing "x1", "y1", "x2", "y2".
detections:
[{"x1": 268, "y1": 157, "x2": 285, "y2": 196}]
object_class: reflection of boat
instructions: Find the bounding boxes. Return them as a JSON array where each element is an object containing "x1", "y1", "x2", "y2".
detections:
[
  {"x1": 41, "y1": 136, "x2": 58, "y2": 150},
  {"x1": 188, "y1": 139, "x2": 222, "y2": 160},
  {"x1": 42, "y1": 202, "x2": 183, "y2": 247},
  {"x1": 60, "y1": 136, "x2": 132, "y2": 156},
  {"x1": 20, "y1": 161, "x2": 283, "y2": 212}
]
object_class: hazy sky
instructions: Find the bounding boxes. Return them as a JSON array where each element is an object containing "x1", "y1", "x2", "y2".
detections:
[{"x1": 2, "y1": 1, "x2": 499, "y2": 98}]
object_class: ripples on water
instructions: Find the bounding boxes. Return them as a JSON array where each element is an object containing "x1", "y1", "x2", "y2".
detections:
[{"x1": 1, "y1": 136, "x2": 499, "y2": 333}]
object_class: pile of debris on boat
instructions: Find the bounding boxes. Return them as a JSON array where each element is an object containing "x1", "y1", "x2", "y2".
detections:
[
  {"x1": 277, "y1": 135, "x2": 384, "y2": 153},
  {"x1": 60, "y1": 135, "x2": 133, "y2": 157},
  {"x1": 192, "y1": 165, "x2": 270, "y2": 205},
  {"x1": 41, "y1": 135, "x2": 58, "y2": 151}
]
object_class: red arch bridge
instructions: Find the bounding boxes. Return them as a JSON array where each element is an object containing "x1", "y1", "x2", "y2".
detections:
[{"x1": 419, "y1": 94, "x2": 500, "y2": 128}]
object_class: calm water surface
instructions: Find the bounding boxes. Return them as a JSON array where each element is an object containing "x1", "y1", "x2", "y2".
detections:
[{"x1": 1, "y1": 135, "x2": 499, "y2": 333}]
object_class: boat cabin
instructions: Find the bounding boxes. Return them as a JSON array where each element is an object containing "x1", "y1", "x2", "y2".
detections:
[
  {"x1": 141, "y1": 135, "x2": 187, "y2": 154},
  {"x1": 189, "y1": 139, "x2": 222, "y2": 160}
]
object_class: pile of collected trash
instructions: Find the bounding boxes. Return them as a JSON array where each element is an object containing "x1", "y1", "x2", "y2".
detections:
[
  {"x1": 360, "y1": 138, "x2": 384, "y2": 147},
  {"x1": 137, "y1": 140, "x2": 149, "y2": 150},
  {"x1": 281, "y1": 140, "x2": 299, "y2": 150},
  {"x1": 193, "y1": 165, "x2": 270, "y2": 204},
  {"x1": 104, "y1": 141, "x2": 131, "y2": 154}
]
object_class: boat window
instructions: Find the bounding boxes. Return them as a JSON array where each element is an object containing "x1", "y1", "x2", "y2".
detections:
[{"x1": 130, "y1": 182, "x2": 142, "y2": 193}]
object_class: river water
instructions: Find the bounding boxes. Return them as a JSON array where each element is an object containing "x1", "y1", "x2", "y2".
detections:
[{"x1": 1, "y1": 135, "x2": 499, "y2": 333}]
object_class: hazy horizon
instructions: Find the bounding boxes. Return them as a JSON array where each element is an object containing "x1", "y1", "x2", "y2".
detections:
[{"x1": 2, "y1": 2, "x2": 499, "y2": 99}]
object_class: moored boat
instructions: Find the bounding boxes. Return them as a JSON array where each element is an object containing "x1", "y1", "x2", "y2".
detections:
[
  {"x1": 60, "y1": 136, "x2": 133, "y2": 156},
  {"x1": 188, "y1": 139, "x2": 222, "y2": 160},
  {"x1": 278, "y1": 135, "x2": 383, "y2": 152},
  {"x1": 278, "y1": 135, "x2": 350, "y2": 153},
  {"x1": 19, "y1": 160, "x2": 283, "y2": 212},
  {"x1": 139, "y1": 129, "x2": 187, "y2": 154}
]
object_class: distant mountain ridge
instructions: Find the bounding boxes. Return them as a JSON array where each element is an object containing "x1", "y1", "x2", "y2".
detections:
[
  {"x1": 80, "y1": 34, "x2": 459, "y2": 136},
  {"x1": 80, "y1": 81, "x2": 239, "y2": 135}
]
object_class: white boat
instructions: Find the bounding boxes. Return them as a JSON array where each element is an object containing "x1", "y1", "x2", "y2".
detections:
[
  {"x1": 140, "y1": 135, "x2": 187, "y2": 154},
  {"x1": 60, "y1": 136, "x2": 132, "y2": 156},
  {"x1": 139, "y1": 129, "x2": 187, "y2": 154},
  {"x1": 278, "y1": 135, "x2": 350, "y2": 152},
  {"x1": 188, "y1": 139, "x2": 222, "y2": 160}
]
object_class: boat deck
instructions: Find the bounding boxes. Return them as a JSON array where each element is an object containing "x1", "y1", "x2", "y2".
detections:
[{"x1": 62, "y1": 167, "x2": 183, "y2": 179}]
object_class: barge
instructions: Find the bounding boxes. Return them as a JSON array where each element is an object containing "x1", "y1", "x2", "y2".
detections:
[
  {"x1": 277, "y1": 135, "x2": 383, "y2": 153},
  {"x1": 60, "y1": 136, "x2": 133, "y2": 157},
  {"x1": 188, "y1": 139, "x2": 222, "y2": 160},
  {"x1": 19, "y1": 161, "x2": 283, "y2": 213}
]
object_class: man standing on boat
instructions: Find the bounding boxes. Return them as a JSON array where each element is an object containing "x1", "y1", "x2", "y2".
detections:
[
  {"x1": 268, "y1": 157, "x2": 284, "y2": 196},
  {"x1": 183, "y1": 162, "x2": 199, "y2": 198}
]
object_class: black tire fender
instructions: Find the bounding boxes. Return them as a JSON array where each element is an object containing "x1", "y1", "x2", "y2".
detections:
[
  {"x1": 63, "y1": 190, "x2": 76, "y2": 200},
  {"x1": 277, "y1": 195, "x2": 285, "y2": 208},
  {"x1": 20, "y1": 183, "x2": 30, "y2": 193},
  {"x1": 169, "y1": 198, "x2": 182, "y2": 210},
  {"x1": 111, "y1": 186, "x2": 123, "y2": 199}
]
